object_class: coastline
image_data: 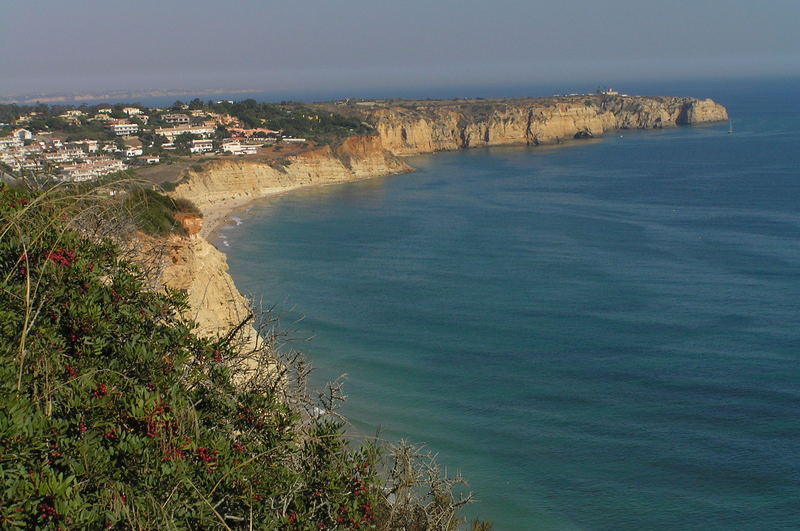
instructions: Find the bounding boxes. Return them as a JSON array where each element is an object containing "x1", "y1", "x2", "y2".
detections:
[
  {"x1": 200, "y1": 173, "x2": 405, "y2": 242},
  {"x1": 180, "y1": 94, "x2": 728, "y2": 243},
  {"x1": 165, "y1": 94, "x2": 729, "y2": 380}
]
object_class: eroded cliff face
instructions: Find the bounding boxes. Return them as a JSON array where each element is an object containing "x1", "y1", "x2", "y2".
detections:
[
  {"x1": 172, "y1": 135, "x2": 411, "y2": 211},
  {"x1": 362, "y1": 95, "x2": 728, "y2": 155},
  {"x1": 157, "y1": 227, "x2": 256, "y2": 343},
  {"x1": 162, "y1": 137, "x2": 410, "y2": 350},
  {"x1": 164, "y1": 94, "x2": 727, "y2": 346}
]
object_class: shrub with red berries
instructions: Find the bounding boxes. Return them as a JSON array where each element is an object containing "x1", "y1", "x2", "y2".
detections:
[
  {"x1": 0, "y1": 184, "x2": 477, "y2": 530},
  {"x1": 0, "y1": 185, "x2": 387, "y2": 529}
]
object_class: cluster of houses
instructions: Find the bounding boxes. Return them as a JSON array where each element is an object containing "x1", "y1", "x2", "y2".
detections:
[
  {"x1": 0, "y1": 127, "x2": 150, "y2": 182},
  {"x1": 1, "y1": 104, "x2": 306, "y2": 182}
]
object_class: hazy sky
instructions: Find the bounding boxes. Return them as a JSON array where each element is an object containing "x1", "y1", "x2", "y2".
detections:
[{"x1": 2, "y1": 0, "x2": 798, "y2": 96}]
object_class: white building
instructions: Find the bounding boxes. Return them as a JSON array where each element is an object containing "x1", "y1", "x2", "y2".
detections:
[
  {"x1": 155, "y1": 125, "x2": 214, "y2": 140},
  {"x1": 101, "y1": 142, "x2": 121, "y2": 153},
  {"x1": 124, "y1": 146, "x2": 144, "y2": 158},
  {"x1": 0, "y1": 137, "x2": 22, "y2": 150},
  {"x1": 107, "y1": 123, "x2": 139, "y2": 136},
  {"x1": 11, "y1": 128, "x2": 33, "y2": 141},
  {"x1": 123, "y1": 107, "x2": 142, "y2": 116},
  {"x1": 0, "y1": 152, "x2": 21, "y2": 170},
  {"x1": 71, "y1": 140, "x2": 99, "y2": 153},
  {"x1": 190, "y1": 139, "x2": 214, "y2": 154},
  {"x1": 43, "y1": 148, "x2": 86, "y2": 163},
  {"x1": 60, "y1": 158, "x2": 125, "y2": 182},
  {"x1": 136, "y1": 155, "x2": 160, "y2": 164},
  {"x1": 41, "y1": 138, "x2": 64, "y2": 150},
  {"x1": 162, "y1": 114, "x2": 190, "y2": 125},
  {"x1": 222, "y1": 141, "x2": 257, "y2": 155}
]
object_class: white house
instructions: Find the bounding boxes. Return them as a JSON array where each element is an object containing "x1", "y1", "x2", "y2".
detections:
[
  {"x1": 11, "y1": 128, "x2": 33, "y2": 141},
  {"x1": 222, "y1": 141, "x2": 257, "y2": 155},
  {"x1": 162, "y1": 114, "x2": 190, "y2": 125},
  {"x1": 123, "y1": 107, "x2": 142, "y2": 116},
  {"x1": 60, "y1": 158, "x2": 125, "y2": 182},
  {"x1": 154, "y1": 125, "x2": 214, "y2": 140},
  {"x1": 44, "y1": 148, "x2": 86, "y2": 163},
  {"x1": 124, "y1": 146, "x2": 144, "y2": 158},
  {"x1": 107, "y1": 123, "x2": 139, "y2": 136},
  {"x1": 136, "y1": 155, "x2": 160, "y2": 164},
  {"x1": 190, "y1": 139, "x2": 214, "y2": 154},
  {"x1": 0, "y1": 137, "x2": 22, "y2": 149}
]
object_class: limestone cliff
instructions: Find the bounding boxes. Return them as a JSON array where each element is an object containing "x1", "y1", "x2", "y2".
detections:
[
  {"x1": 172, "y1": 135, "x2": 411, "y2": 211},
  {"x1": 165, "y1": 94, "x2": 727, "y2": 347},
  {"x1": 132, "y1": 214, "x2": 257, "y2": 352},
  {"x1": 334, "y1": 95, "x2": 728, "y2": 155},
  {"x1": 159, "y1": 230, "x2": 255, "y2": 343},
  {"x1": 161, "y1": 136, "x2": 410, "y2": 348}
]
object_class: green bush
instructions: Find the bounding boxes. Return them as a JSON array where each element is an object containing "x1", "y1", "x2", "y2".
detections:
[
  {"x1": 0, "y1": 185, "x2": 382, "y2": 529},
  {"x1": 0, "y1": 184, "x2": 480, "y2": 529},
  {"x1": 119, "y1": 188, "x2": 205, "y2": 236},
  {"x1": 172, "y1": 197, "x2": 202, "y2": 216}
]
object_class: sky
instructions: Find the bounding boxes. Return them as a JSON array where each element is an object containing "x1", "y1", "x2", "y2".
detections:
[{"x1": 1, "y1": 0, "x2": 799, "y2": 98}]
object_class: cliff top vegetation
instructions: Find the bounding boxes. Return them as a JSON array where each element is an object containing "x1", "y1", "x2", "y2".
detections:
[
  {"x1": 0, "y1": 100, "x2": 374, "y2": 146},
  {"x1": 0, "y1": 181, "x2": 485, "y2": 530}
]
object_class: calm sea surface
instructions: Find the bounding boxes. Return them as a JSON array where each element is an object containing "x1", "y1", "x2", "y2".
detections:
[{"x1": 220, "y1": 80, "x2": 800, "y2": 530}]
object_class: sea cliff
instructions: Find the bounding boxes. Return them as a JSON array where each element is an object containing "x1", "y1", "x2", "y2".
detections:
[
  {"x1": 164, "y1": 135, "x2": 411, "y2": 340},
  {"x1": 166, "y1": 94, "x2": 728, "y2": 342},
  {"x1": 172, "y1": 135, "x2": 411, "y2": 227},
  {"x1": 343, "y1": 95, "x2": 729, "y2": 155}
]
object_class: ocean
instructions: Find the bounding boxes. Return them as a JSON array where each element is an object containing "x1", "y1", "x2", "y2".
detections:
[{"x1": 219, "y1": 78, "x2": 800, "y2": 530}]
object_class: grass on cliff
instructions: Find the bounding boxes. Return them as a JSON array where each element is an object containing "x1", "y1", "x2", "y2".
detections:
[
  {"x1": 122, "y1": 188, "x2": 201, "y2": 236},
  {"x1": 0, "y1": 182, "x2": 484, "y2": 530}
]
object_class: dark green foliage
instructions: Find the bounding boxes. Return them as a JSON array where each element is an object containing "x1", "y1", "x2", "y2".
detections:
[
  {"x1": 208, "y1": 100, "x2": 373, "y2": 143},
  {"x1": 0, "y1": 185, "x2": 383, "y2": 528},
  {"x1": 120, "y1": 188, "x2": 202, "y2": 236},
  {"x1": 158, "y1": 181, "x2": 177, "y2": 192},
  {"x1": 63, "y1": 122, "x2": 116, "y2": 142},
  {"x1": 172, "y1": 197, "x2": 201, "y2": 216},
  {"x1": 173, "y1": 133, "x2": 197, "y2": 155},
  {"x1": 0, "y1": 100, "x2": 373, "y2": 149}
]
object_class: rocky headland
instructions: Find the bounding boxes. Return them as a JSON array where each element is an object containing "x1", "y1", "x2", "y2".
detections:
[
  {"x1": 316, "y1": 94, "x2": 728, "y2": 155},
  {"x1": 164, "y1": 94, "x2": 728, "y2": 341}
]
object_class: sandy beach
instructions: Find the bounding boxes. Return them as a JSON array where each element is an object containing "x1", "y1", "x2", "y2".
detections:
[{"x1": 197, "y1": 174, "x2": 406, "y2": 243}]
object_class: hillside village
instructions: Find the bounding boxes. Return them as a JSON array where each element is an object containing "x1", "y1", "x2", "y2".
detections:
[{"x1": 0, "y1": 99, "x2": 371, "y2": 182}]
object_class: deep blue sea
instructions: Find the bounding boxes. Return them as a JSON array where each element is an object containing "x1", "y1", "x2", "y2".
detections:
[{"x1": 219, "y1": 79, "x2": 800, "y2": 530}]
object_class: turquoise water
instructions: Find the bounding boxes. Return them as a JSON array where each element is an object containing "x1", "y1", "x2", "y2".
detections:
[{"x1": 220, "y1": 81, "x2": 800, "y2": 530}]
